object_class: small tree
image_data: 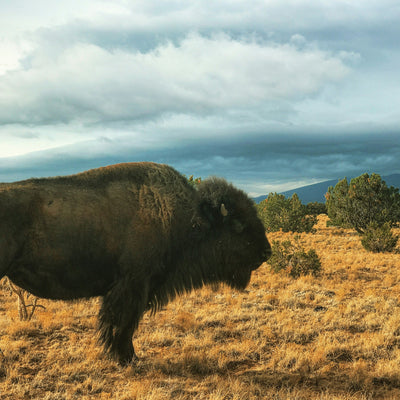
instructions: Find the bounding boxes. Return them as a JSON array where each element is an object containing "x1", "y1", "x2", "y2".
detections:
[
  {"x1": 326, "y1": 173, "x2": 400, "y2": 234},
  {"x1": 257, "y1": 193, "x2": 317, "y2": 233}
]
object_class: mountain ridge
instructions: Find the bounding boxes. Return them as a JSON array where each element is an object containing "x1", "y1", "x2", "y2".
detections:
[{"x1": 254, "y1": 174, "x2": 400, "y2": 204}]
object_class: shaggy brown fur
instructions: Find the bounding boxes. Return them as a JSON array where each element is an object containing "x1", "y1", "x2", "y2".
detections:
[{"x1": 0, "y1": 162, "x2": 271, "y2": 365}]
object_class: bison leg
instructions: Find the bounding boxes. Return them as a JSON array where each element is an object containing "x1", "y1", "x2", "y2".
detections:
[{"x1": 98, "y1": 280, "x2": 149, "y2": 366}]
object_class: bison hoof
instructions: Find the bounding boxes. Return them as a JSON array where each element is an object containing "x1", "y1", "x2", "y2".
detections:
[{"x1": 118, "y1": 352, "x2": 139, "y2": 367}]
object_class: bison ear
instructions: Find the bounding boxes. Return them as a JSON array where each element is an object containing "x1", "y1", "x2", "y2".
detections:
[
  {"x1": 232, "y1": 219, "x2": 244, "y2": 233},
  {"x1": 220, "y1": 203, "x2": 228, "y2": 217}
]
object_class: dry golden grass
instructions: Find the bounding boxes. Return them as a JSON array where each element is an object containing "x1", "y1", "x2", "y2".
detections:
[{"x1": 1, "y1": 215, "x2": 400, "y2": 399}]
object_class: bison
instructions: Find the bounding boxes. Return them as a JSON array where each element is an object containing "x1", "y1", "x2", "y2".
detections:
[{"x1": 0, "y1": 162, "x2": 271, "y2": 365}]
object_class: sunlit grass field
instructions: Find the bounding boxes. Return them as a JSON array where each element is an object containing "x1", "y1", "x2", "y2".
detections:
[{"x1": 1, "y1": 215, "x2": 400, "y2": 399}]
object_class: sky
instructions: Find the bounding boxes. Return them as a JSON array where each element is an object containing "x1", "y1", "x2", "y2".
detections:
[{"x1": 0, "y1": 0, "x2": 399, "y2": 196}]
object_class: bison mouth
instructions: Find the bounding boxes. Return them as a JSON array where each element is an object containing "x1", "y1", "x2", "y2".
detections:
[
  {"x1": 225, "y1": 244, "x2": 271, "y2": 290},
  {"x1": 264, "y1": 245, "x2": 272, "y2": 262},
  {"x1": 250, "y1": 260, "x2": 264, "y2": 271}
]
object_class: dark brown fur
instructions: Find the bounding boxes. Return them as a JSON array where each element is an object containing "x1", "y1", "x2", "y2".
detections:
[{"x1": 0, "y1": 162, "x2": 271, "y2": 365}]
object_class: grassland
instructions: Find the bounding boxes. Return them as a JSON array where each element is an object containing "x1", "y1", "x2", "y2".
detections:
[{"x1": 1, "y1": 215, "x2": 400, "y2": 399}]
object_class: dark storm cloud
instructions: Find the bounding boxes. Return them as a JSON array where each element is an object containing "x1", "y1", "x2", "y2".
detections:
[
  {"x1": 158, "y1": 132, "x2": 400, "y2": 183},
  {"x1": 1, "y1": 131, "x2": 398, "y2": 195}
]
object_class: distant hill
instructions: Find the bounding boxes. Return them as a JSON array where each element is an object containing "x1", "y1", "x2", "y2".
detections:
[{"x1": 254, "y1": 174, "x2": 400, "y2": 204}]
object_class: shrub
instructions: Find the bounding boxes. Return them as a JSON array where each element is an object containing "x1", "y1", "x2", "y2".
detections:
[
  {"x1": 326, "y1": 173, "x2": 400, "y2": 234},
  {"x1": 361, "y1": 222, "x2": 399, "y2": 253},
  {"x1": 268, "y1": 237, "x2": 322, "y2": 278},
  {"x1": 187, "y1": 175, "x2": 202, "y2": 187},
  {"x1": 257, "y1": 193, "x2": 317, "y2": 233}
]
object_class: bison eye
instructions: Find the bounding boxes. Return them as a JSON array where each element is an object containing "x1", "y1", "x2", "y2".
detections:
[{"x1": 232, "y1": 219, "x2": 244, "y2": 234}]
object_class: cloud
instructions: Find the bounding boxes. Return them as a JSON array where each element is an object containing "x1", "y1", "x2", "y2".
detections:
[
  {"x1": 1, "y1": 131, "x2": 399, "y2": 196},
  {"x1": 0, "y1": 33, "x2": 350, "y2": 127},
  {"x1": 0, "y1": 1, "x2": 399, "y2": 193},
  {"x1": 0, "y1": 39, "x2": 31, "y2": 76}
]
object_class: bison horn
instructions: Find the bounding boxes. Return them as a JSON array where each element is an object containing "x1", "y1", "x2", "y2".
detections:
[{"x1": 220, "y1": 203, "x2": 228, "y2": 217}]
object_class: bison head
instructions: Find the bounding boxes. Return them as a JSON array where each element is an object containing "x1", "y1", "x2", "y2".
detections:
[{"x1": 197, "y1": 178, "x2": 271, "y2": 290}]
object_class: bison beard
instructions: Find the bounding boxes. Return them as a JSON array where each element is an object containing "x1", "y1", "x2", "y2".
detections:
[{"x1": 0, "y1": 162, "x2": 271, "y2": 365}]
